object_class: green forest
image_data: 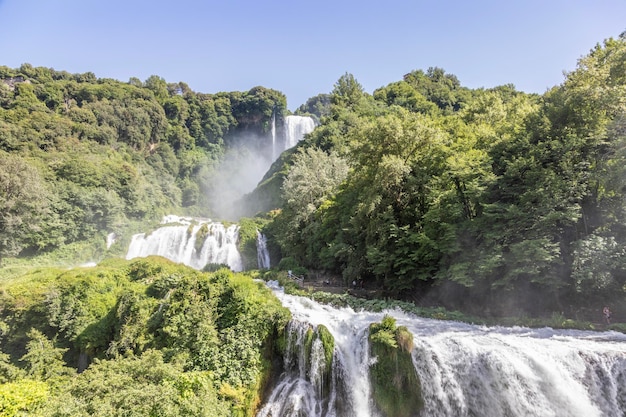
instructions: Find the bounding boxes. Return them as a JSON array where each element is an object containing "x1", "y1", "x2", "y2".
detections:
[
  {"x1": 0, "y1": 64, "x2": 289, "y2": 267},
  {"x1": 261, "y1": 33, "x2": 626, "y2": 318},
  {"x1": 1, "y1": 31, "x2": 626, "y2": 415}
]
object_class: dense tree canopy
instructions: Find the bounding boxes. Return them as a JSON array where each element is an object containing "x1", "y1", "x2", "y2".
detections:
[
  {"x1": 261, "y1": 33, "x2": 626, "y2": 315},
  {"x1": 0, "y1": 153, "x2": 50, "y2": 263},
  {"x1": 0, "y1": 258, "x2": 290, "y2": 416},
  {"x1": 0, "y1": 66, "x2": 287, "y2": 263}
]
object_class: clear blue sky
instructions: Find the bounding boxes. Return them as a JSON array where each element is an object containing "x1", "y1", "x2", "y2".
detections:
[{"x1": 0, "y1": 0, "x2": 624, "y2": 110}]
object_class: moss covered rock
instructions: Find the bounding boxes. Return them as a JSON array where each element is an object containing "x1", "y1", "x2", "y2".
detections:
[
  {"x1": 302, "y1": 324, "x2": 335, "y2": 401},
  {"x1": 316, "y1": 325, "x2": 334, "y2": 372},
  {"x1": 194, "y1": 223, "x2": 209, "y2": 253},
  {"x1": 237, "y1": 217, "x2": 271, "y2": 270},
  {"x1": 369, "y1": 315, "x2": 422, "y2": 417}
]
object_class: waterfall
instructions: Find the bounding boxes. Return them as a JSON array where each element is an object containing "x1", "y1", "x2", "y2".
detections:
[
  {"x1": 256, "y1": 230, "x2": 271, "y2": 269},
  {"x1": 259, "y1": 282, "x2": 626, "y2": 417},
  {"x1": 106, "y1": 232, "x2": 117, "y2": 249},
  {"x1": 284, "y1": 115, "x2": 315, "y2": 150},
  {"x1": 271, "y1": 112, "x2": 277, "y2": 161},
  {"x1": 125, "y1": 215, "x2": 243, "y2": 272}
]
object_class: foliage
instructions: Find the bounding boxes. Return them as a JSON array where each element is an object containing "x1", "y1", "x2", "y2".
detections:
[
  {"x1": 41, "y1": 350, "x2": 230, "y2": 417},
  {"x1": 0, "y1": 153, "x2": 50, "y2": 264},
  {"x1": 369, "y1": 315, "x2": 399, "y2": 348},
  {"x1": 295, "y1": 93, "x2": 331, "y2": 121},
  {"x1": 262, "y1": 32, "x2": 626, "y2": 317},
  {"x1": 202, "y1": 263, "x2": 231, "y2": 272},
  {"x1": 0, "y1": 257, "x2": 291, "y2": 416},
  {"x1": 273, "y1": 147, "x2": 348, "y2": 265},
  {"x1": 0, "y1": 66, "x2": 287, "y2": 265},
  {"x1": 0, "y1": 379, "x2": 48, "y2": 417},
  {"x1": 402, "y1": 67, "x2": 470, "y2": 113},
  {"x1": 20, "y1": 329, "x2": 74, "y2": 382},
  {"x1": 237, "y1": 217, "x2": 270, "y2": 270},
  {"x1": 275, "y1": 257, "x2": 307, "y2": 277}
]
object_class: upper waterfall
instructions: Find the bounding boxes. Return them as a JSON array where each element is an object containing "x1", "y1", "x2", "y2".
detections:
[
  {"x1": 271, "y1": 112, "x2": 277, "y2": 161},
  {"x1": 125, "y1": 215, "x2": 243, "y2": 272},
  {"x1": 284, "y1": 115, "x2": 315, "y2": 150}
]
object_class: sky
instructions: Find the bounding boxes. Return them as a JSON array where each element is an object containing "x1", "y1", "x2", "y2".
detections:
[{"x1": 0, "y1": 1, "x2": 625, "y2": 111}]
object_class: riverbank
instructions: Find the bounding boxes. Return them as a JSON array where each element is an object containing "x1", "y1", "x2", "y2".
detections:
[{"x1": 273, "y1": 270, "x2": 625, "y2": 334}]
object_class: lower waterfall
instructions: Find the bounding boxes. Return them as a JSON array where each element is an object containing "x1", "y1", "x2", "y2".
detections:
[
  {"x1": 259, "y1": 282, "x2": 626, "y2": 417},
  {"x1": 125, "y1": 215, "x2": 243, "y2": 271}
]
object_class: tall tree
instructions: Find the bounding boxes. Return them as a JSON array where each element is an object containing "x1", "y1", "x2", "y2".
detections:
[
  {"x1": 275, "y1": 147, "x2": 348, "y2": 263},
  {"x1": 0, "y1": 153, "x2": 49, "y2": 265}
]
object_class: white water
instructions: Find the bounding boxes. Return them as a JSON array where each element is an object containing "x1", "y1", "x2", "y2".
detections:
[
  {"x1": 106, "y1": 232, "x2": 117, "y2": 249},
  {"x1": 271, "y1": 113, "x2": 277, "y2": 161},
  {"x1": 125, "y1": 215, "x2": 243, "y2": 271},
  {"x1": 284, "y1": 115, "x2": 315, "y2": 150},
  {"x1": 256, "y1": 230, "x2": 271, "y2": 269},
  {"x1": 258, "y1": 283, "x2": 626, "y2": 417},
  {"x1": 207, "y1": 114, "x2": 314, "y2": 219}
]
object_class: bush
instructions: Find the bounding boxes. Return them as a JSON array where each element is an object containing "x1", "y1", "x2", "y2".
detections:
[
  {"x1": 203, "y1": 263, "x2": 230, "y2": 273},
  {"x1": 0, "y1": 257, "x2": 292, "y2": 416},
  {"x1": 276, "y1": 257, "x2": 307, "y2": 277}
]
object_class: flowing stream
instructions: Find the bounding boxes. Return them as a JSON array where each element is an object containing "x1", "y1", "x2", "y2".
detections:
[{"x1": 259, "y1": 282, "x2": 626, "y2": 417}]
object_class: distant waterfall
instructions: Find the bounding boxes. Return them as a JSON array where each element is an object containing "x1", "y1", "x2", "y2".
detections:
[
  {"x1": 256, "y1": 231, "x2": 271, "y2": 269},
  {"x1": 125, "y1": 215, "x2": 243, "y2": 271},
  {"x1": 271, "y1": 112, "x2": 277, "y2": 161},
  {"x1": 259, "y1": 282, "x2": 626, "y2": 417},
  {"x1": 284, "y1": 115, "x2": 315, "y2": 150},
  {"x1": 106, "y1": 232, "x2": 117, "y2": 249}
]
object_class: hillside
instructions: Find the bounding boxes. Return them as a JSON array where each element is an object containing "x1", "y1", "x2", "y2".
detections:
[
  {"x1": 2, "y1": 32, "x2": 626, "y2": 319},
  {"x1": 258, "y1": 34, "x2": 626, "y2": 318},
  {"x1": 0, "y1": 65, "x2": 291, "y2": 266},
  {"x1": 0, "y1": 257, "x2": 290, "y2": 416}
]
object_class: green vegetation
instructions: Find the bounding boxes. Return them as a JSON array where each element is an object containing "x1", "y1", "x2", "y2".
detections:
[
  {"x1": 369, "y1": 315, "x2": 422, "y2": 417},
  {"x1": 316, "y1": 325, "x2": 334, "y2": 373},
  {"x1": 2, "y1": 30, "x2": 626, "y2": 415},
  {"x1": 302, "y1": 324, "x2": 334, "y2": 399},
  {"x1": 0, "y1": 257, "x2": 291, "y2": 416},
  {"x1": 0, "y1": 65, "x2": 286, "y2": 267},
  {"x1": 257, "y1": 33, "x2": 626, "y2": 319}
]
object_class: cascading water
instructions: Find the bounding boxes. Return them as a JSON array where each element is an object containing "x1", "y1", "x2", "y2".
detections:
[
  {"x1": 106, "y1": 232, "x2": 117, "y2": 249},
  {"x1": 125, "y1": 215, "x2": 243, "y2": 271},
  {"x1": 271, "y1": 112, "x2": 277, "y2": 161},
  {"x1": 259, "y1": 282, "x2": 626, "y2": 417},
  {"x1": 256, "y1": 230, "x2": 271, "y2": 269},
  {"x1": 284, "y1": 115, "x2": 316, "y2": 150}
]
